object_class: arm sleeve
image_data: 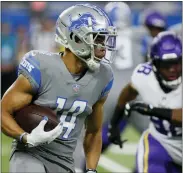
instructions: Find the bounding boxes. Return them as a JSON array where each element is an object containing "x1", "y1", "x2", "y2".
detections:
[
  {"x1": 131, "y1": 63, "x2": 152, "y2": 93},
  {"x1": 18, "y1": 51, "x2": 41, "y2": 93},
  {"x1": 100, "y1": 77, "x2": 114, "y2": 99}
]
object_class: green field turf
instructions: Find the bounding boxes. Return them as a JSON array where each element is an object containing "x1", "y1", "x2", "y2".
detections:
[{"x1": 1, "y1": 125, "x2": 140, "y2": 173}]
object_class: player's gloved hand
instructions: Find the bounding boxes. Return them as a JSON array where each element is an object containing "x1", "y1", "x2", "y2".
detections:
[
  {"x1": 124, "y1": 101, "x2": 154, "y2": 116},
  {"x1": 108, "y1": 124, "x2": 127, "y2": 149},
  {"x1": 25, "y1": 116, "x2": 63, "y2": 147},
  {"x1": 86, "y1": 169, "x2": 97, "y2": 173}
]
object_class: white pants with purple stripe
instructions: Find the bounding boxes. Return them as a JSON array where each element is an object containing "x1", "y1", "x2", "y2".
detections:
[{"x1": 135, "y1": 130, "x2": 181, "y2": 173}]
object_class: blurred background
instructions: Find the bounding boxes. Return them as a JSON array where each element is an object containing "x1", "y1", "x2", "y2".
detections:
[{"x1": 1, "y1": 1, "x2": 182, "y2": 173}]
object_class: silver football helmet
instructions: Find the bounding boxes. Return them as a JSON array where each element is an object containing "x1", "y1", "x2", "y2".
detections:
[{"x1": 55, "y1": 4, "x2": 117, "y2": 71}]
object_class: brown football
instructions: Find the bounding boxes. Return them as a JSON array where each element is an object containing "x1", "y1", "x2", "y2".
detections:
[{"x1": 14, "y1": 104, "x2": 59, "y2": 133}]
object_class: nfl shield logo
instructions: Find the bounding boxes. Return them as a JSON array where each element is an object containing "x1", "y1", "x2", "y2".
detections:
[{"x1": 72, "y1": 84, "x2": 80, "y2": 94}]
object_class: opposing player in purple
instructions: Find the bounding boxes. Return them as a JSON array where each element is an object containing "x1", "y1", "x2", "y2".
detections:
[{"x1": 108, "y1": 31, "x2": 182, "y2": 173}]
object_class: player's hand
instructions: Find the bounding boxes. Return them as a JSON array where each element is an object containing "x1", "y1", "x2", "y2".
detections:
[
  {"x1": 125, "y1": 101, "x2": 154, "y2": 116},
  {"x1": 107, "y1": 124, "x2": 127, "y2": 149},
  {"x1": 25, "y1": 116, "x2": 63, "y2": 147}
]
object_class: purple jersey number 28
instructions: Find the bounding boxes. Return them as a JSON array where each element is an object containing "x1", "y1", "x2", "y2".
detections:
[{"x1": 137, "y1": 64, "x2": 152, "y2": 75}]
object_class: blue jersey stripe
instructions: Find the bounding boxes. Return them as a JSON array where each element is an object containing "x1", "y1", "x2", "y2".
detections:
[
  {"x1": 18, "y1": 54, "x2": 41, "y2": 93},
  {"x1": 101, "y1": 78, "x2": 114, "y2": 98}
]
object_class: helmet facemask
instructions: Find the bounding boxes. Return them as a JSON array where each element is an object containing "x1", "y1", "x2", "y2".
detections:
[{"x1": 67, "y1": 18, "x2": 117, "y2": 71}]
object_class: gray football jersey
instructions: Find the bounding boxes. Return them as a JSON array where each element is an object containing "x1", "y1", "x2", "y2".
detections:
[{"x1": 12, "y1": 50, "x2": 113, "y2": 172}]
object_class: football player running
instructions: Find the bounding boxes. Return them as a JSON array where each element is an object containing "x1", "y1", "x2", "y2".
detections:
[
  {"x1": 1, "y1": 4, "x2": 117, "y2": 173},
  {"x1": 108, "y1": 31, "x2": 182, "y2": 173}
]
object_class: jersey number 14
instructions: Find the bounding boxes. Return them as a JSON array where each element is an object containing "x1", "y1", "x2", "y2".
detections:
[{"x1": 56, "y1": 97, "x2": 87, "y2": 139}]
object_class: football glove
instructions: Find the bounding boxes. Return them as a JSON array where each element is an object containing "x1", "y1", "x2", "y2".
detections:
[
  {"x1": 108, "y1": 124, "x2": 127, "y2": 149},
  {"x1": 124, "y1": 101, "x2": 154, "y2": 116},
  {"x1": 125, "y1": 101, "x2": 173, "y2": 121},
  {"x1": 25, "y1": 116, "x2": 63, "y2": 147}
]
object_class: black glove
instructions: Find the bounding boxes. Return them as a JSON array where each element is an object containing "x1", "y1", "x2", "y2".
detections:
[
  {"x1": 108, "y1": 124, "x2": 127, "y2": 149},
  {"x1": 124, "y1": 101, "x2": 154, "y2": 116},
  {"x1": 125, "y1": 101, "x2": 172, "y2": 121},
  {"x1": 108, "y1": 106, "x2": 128, "y2": 149}
]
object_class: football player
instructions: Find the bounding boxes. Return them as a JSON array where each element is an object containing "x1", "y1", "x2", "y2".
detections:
[
  {"x1": 102, "y1": 5, "x2": 169, "y2": 153},
  {"x1": 140, "y1": 10, "x2": 167, "y2": 61},
  {"x1": 1, "y1": 4, "x2": 117, "y2": 173},
  {"x1": 108, "y1": 31, "x2": 182, "y2": 173},
  {"x1": 102, "y1": 2, "x2": 150, "y2": 152}
]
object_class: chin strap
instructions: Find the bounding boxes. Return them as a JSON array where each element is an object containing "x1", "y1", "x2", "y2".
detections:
[
  {"x1": 153, "y1": 65, "x2": 182, "y2": 90},
  {"x1": 87, "y1": 17, "x2": 101, "y2": 71},
  {"x1": 162, "y1": 76, "x2": 182, "y2": 89}
]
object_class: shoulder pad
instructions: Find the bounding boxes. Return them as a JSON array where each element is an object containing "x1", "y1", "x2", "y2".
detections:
[{"x1": 131, "y1": 63, "x2": 153, "y2": 91}]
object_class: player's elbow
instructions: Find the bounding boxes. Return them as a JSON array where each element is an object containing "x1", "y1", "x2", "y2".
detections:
[
  {"x1": 1, "y1": 100, "x2": 15, "y2": 131},
  {"x1": 1, "y1": 100, "x2": 13, "y2": 118},
  {"x1": 1, "y1": 107, "x2": 12, "y2": 128}
]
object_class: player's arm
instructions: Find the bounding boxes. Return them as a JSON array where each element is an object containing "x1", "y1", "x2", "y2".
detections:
[
  {"x1": 84, "y1": 96, "x2": 107, "y2": 172},
  {"x1": 110, "y1": 83, "x2": 138, "y2": 128},
  {"x1": 172, "y1": 109, "x2": 182, "y2": 125},
  {"x1": 153, "y1": 108, "x2": 182, "y2": 125},
  {"x1": 2, "y1": 51, "x2": 63, "y2": 146},
  {"x1": 1, "y1": 75, "x2": 33, "y2": 143},
  {"x1": 107, "y1": 83, "x2": 138, "y2": 148},
  {"x1": 125, "y1": 102, "x2": 182, "y2": 126}
]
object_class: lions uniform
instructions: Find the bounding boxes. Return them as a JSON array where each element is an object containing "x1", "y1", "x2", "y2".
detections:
[
  {"x1": 10, "y1": 50, "x2": 113, "y2": 173},
  {"x1": 131, "y1": 63, "x2": 182, "y2": 173}
]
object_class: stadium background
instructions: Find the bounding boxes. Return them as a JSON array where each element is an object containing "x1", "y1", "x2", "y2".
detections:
[{"x1": 1, "y1": 1, "x2": 182, "y2": 173}]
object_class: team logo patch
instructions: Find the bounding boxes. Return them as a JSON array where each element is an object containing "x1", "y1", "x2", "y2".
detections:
[
  {"x1": 69, "y1": 13, "x2": 97, "y2": 31},
  {"x1": 72, "y1": 84, "x2": 81, "y2": 94}
]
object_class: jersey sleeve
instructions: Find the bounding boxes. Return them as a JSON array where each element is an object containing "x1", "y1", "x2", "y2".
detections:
[
  {"x1": 18, "y1": 51, "x2": 41, "y2": 93},
  {"x1": 99, "y1": 63, "x2": 114, "y2": 100},
  {"x1": 100, "y1": 77, "x2": 114, "y2": 99},
  {"x1": 131, "y1": 63, "x2": 152, "y2": 92}
]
